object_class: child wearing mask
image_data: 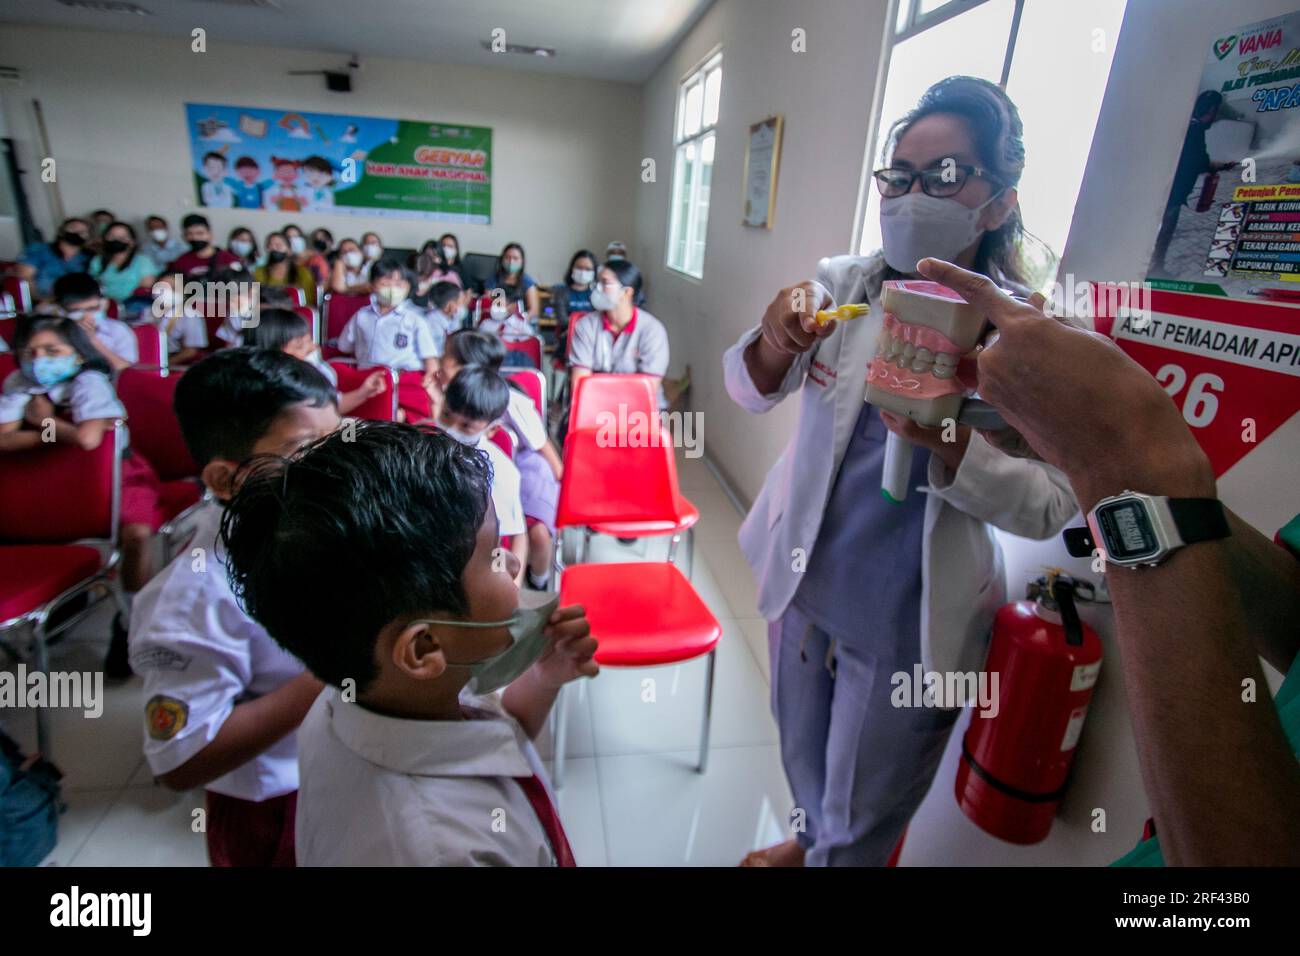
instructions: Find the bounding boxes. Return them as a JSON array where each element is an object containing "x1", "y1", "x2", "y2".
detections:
[
  {"x1": 130, "y1": 348, "x2": 337, "y2": 865},
  {"x1": 227, "y1": 227, "x2": 258, "y2": 270},
  {"x1": 254, "y1": 231, "x2": 316, "y2": 307},
  {"x1": 52, "y1": 272, "x2": 139, "y2": 373},
  {"x1": 242, "y1": 307, "x2": 387, "y2": 416},
  {"x1": 0, "y1": 315, "x2": 166, "y2": 677},
  {"x1": 436, "y1": 365, "x2": 529, "y2": 584},
  {"x1": 151, "y1": 274, "x2": 210, "y2": 365},
  {"x1": 437, "y1": 331, "x2": 562, "y2": 591},
  {"x1": 337, "y1": 257, "x2": 439, "y2": 421},
  {"x1": 219, "y1": 421, "x2": 596, "y2": 865},
  {"x1": 329, "y1": 238, "x2": 370, "y2": 295},
  {"x1": 141, "y1": 216, "x2": 187, "y2": 270},
  {"x1": 424, "y1": 281, "x2": 466, "y2": 345}
]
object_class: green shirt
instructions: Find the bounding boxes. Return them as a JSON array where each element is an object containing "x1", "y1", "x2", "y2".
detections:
[
  {"x1": 1113, "y1": 513, "x2": 1300, "y2": 866},
  {"x1": 89, "y1": 252, "x2": 159, "y2": 302}
]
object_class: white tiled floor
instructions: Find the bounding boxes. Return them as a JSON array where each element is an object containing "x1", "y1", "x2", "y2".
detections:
[{"x1": 3, "y1": 451, "x2": 791, "y2": 867}]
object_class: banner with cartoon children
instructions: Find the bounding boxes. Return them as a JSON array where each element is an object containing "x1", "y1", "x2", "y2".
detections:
[{"x1": 184, "y1": 103, "x2": 492, "y2": 223}]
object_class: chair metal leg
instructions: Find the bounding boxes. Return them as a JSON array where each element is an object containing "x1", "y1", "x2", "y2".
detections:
[
  {"x1": 697, "y1": 648, "x2": 716, "y2": 773},
  {"x1": 552, "y1": 682, "x2": 568, "y2": 789},
  {"x1": 687, "y1": 527, "x2": 696, "y2": 580},
  {"x1": 667, "y1": 533, "x2": 680, "y2": 565},
  {"x1": 581, "y1": 528, "x2": 592, "y2": 564},
  {"x1": 32, "y1": 621, "x2": 52, "y2": 760}
]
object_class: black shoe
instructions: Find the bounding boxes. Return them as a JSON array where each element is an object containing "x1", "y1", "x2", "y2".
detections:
[{"x1": 104, "y1": 612, "x2": 132, "y2": 680}]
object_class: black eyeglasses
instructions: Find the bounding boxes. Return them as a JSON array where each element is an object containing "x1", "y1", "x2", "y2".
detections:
[{"x1": 873, "y1": 164, "x2": 1000, "y2": 199}]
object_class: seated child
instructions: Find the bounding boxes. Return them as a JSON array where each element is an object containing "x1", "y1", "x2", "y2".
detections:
[
  {"x1": 337, "y1": 256, "x2": 438, "y2": 421},
  {"x1": 436, "y1": 364, "x2": 528, "y2": 585},
  {"x1": 52, "y1": 272, "x2": 138, "y2": 373},
  {"x1": 0, "y1": 314, "x2": 164, "y2": 677},
  {"x1": 151, "y1": 273, "x2": 209, "y2": 366},
  {"x1": 242, "y1": 307, "x2": 386, "y2": 416},
  {"x1": 128, "y1": 348, "x2": 337, "y2": 866},
  {"x1": 439, "y1": 331, "x2": 562, "y2": 590},
  {"x1": 477, "y1": 293, "x2": 536, "y2": 343},
  {"x1": 424, "y1": 280, "x2": 466, "y2": 345},
  {"x1": 219, "y1": 421, "x2": 597, "y2": 865}
]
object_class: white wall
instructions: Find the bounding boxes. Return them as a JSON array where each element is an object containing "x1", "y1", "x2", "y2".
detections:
[
  {"x1": 0, "y1": 24, "x2": 642, "y2": 281},
  {"x1": 634, "y1": 0, "x2": 889, "y2": 504}
]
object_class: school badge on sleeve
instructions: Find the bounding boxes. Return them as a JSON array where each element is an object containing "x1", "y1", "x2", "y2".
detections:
[{"x1": 145, "y1": 695, "x2": 189, "y2": 740}]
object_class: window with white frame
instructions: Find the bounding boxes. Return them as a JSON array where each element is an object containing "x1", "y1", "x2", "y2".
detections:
[
  {"x1": 667, "y1": 51, "x2": 722, "y2": 278},
  {"x1": 860, "y1": 0, "x2": 1128, "y2": 290}
]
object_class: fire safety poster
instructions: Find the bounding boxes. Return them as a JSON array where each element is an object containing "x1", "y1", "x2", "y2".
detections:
[{"x1": 1148, "y1": 11, "x2": 1300, "y2": 302}]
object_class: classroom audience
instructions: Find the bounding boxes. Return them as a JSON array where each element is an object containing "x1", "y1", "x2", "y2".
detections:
[
  {"x1": 551, "y1": 248, "x2": 597, "y2": 342},
  {"x1": 141, "y1": 215, "x2": 188, "y2": 268},
  {"x1": 15, "y1": 217, "x2": 92, "y2": 298},
  {"x1": 165, "y1": 214, "x2": 242, "y2": 279},
  {"x1": 329, "y1": 237, "x2": 370, "y2": 294},
  {"x1": 490, "y1": 242, "x2": 541, "y2": 317},
  {"x1": 254, "y1": 231, "x2": 316, "y2": 306},
  {"x1": 89, "y1": 222, "x2": 158, "y2": 304},
  {"x1": 569, "y1": 258, "x2": 670, "y2": 407},
  {"x1": 227, "y1": 227, "x2": 258, "y2": 270}
]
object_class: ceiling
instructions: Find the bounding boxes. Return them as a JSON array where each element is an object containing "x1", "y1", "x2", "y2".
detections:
[{"x1": 0, "y1": 0, "x2": 715, "y2": 83}]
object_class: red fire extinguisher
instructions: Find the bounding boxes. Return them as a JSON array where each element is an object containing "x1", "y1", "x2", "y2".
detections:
[
  {"x1": 955, "y1": 573, "x2": 1102, "y2": 845},
  {"x1": 1195, "y1": 171, "x2": 1220, "y2": 212}
]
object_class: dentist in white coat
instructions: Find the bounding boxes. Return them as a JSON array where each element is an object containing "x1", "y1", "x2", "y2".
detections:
[{"x1": 726, "y1": 77, "x2": 1077, "y2": 867}]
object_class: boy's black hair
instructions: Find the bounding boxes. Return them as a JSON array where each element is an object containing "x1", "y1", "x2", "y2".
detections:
[
  {"x1": 202, "y1": 152, "x2": 227, "y2": 166},
  {"x1": 173, "y1": 347, "x2": 336, "y2": 467},
  {"x1": 219, "y1": 422, "x2": 493, "y2": 690},
  {"x1": 443, "y1": 364, "x2": 508, "y2": 424},
  {"x1": 428, "y1": 280, "x2": 461, "y2": 313},
  {"x1": 302, "y1": 156, "x2": 332, "y2": 176},
  {"x1": 370, "y1": 254, "x2": 412, "y2": 285},
  {"x1": 445, "y1": 329, "x2": 504, "y2": 372},
  {"x1": 13, "y1": 314, "x2": 112, "y2": 377},
  {"x1": 240, "y1": 307, "x2": 311, "y2": 351},
  {"x1": 181, "y1": 213, "x2": 210, "y2": 231},
  {"x1": 52, "y1": 272, "x2": 102, "y2": 306},
  {"x1": 235, "y1": 156, "x2": 259, "y2": 170}
]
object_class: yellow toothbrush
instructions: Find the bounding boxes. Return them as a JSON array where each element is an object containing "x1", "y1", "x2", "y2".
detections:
[{"x1": 814, "y1": 303, "x2": 870, "y2": 327}]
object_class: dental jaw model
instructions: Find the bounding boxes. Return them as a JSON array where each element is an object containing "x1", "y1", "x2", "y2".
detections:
[{"x1": 867, "y1": 280, "x2": 987, "y2": 502}]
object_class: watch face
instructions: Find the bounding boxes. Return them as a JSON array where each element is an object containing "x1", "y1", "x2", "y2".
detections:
[{"x1": 1095, "y1": 499, "x2": 1161, "y2": 562}]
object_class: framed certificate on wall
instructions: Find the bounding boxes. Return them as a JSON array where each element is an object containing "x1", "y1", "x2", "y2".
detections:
[{"x1": 742, "y1": 115, "x2": 783, "y2": 229}]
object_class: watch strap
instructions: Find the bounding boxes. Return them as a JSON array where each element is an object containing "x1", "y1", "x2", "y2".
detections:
[{"x1": 1166, "y1": 497, "x2": 1229, "y2": 546}]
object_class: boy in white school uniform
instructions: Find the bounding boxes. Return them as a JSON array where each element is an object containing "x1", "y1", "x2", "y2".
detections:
[
  {"x1": 128, "y1": 349, "x2": 339, "y2": 866},
  {"x1": 52, "y1": 273, "x2": 138, "y2": 373},
  {"x1": 219, "y1": 421, "x2": 597, "y2": 866}
]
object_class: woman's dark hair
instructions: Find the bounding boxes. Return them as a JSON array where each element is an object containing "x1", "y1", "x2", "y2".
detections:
[
  {"x1": 240, "y1": 307, "x2": 311, "y2": 351},
  {"x1": 13, "y1": 313, "x2": 112, "y2": 378},
  {"x1": 567, "y1": 249, "x2": 598, "y2": 283},
  {"x1": 884, "y1": 75, "x2": 1043, "y2": 288},
  {"x1": 220, "y1": 422, "x2": 492, "y2": 690},
  {"x1": 97, "y1": 221, "x2": 139, "y2": 271},
  {"x1": 495, "y1": 242, "x2": 527, "y2": 286},
  {"x1": 228, "y1": 226, "x2": 259, "y2": 262},
  {"x1": 444, "y1": 363, "x2": 509, "y2": 424},
  {"x1": 446, "y1": 329, "x2": 505, "y2": 372},
  {"x1": 601, "y1": 258, "x2": 643, "y2": 298},
  {"x1": 438, "y1": 233, "x2": 460, "y2": 259}
]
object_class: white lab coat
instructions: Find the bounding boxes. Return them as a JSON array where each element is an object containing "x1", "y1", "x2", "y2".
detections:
[{"x1": 723, "y1": 252, "x2": 1078, "y2": 680}]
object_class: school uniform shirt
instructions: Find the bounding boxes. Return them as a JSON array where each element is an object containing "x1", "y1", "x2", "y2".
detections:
[
  {"x1": 483, "y1": 438, "x2": 527, "y2": 538},
  {"x1": 569, "y1": 307, "x2": 670, "y2": 406},
  {"x1": 161, "y1": 309, "x2": 209, "y2": 353},
  {"x1": 0, "y1": 368, "x2": 124, "y2": 426},
  {"x1": 295, "y1": 685, "x2": 561, "y2": 865},
  {"x1": 337, "y1": 300, "x2": 439, "y2": 371},
  {"x1": 86, "y1": 315, "x2": 139, "y2": 365},
  {"x1": 140, "y1": 236, "x2": 188, "y2": 271},
  {"x1": 478, "y1": 312, "x2": 535, "y2": 341},
  {"x1": 424, "y1": 306, "x2": 462, "y2": 343},
  {"x1": 307, "y1": 352, "x2": 339, "y2": 388},
  {"x1": 505, "y1": 389, "x2": 546, "y2": 453},
  {"x1": 129, "y1": 501, "x2": 307, "y2": 801},
  {"x1": 201, "y1": 179, "x2": 235, "y2": 207}
]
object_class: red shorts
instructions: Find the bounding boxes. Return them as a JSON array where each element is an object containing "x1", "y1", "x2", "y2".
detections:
[
  {"x1": 119, "y1": 452, "x2": 164, "y2": 531},
  {"x1": 205, "y1": 789, "x2": 297, "y2": 867}
]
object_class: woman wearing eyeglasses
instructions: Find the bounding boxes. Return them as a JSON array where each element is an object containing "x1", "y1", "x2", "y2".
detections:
[{"x1": 724, "y1": 76, "x2": 1076, "y2": 867}]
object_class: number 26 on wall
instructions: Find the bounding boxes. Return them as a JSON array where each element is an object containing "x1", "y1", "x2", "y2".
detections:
[{"x1": 1155, "y1": 364, "x2": 1223, "y2": 427}]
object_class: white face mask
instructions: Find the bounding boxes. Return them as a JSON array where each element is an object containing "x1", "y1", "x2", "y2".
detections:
[
  {"x1": 230, "y1": 239, "x2": 253, "y2": 258},
  {"x1": 590, "y1": 284, "x2": 622, "y2": 312},
  {"x1": 454, "y1": 303, "x2": 470, "y2": 322},
  {"x1": 363, "y1": 243, "x2": 382, "y2": 260},
  {"x1": 415, "y1": 590, "x2": 559, "y2": 695},
  {"x1": 879, "y1": 191, "x2": 1001, "y2": 274},
  {"x1": 442, "y1": 423, "x2": 484, "y2": 446},
  {"x1": 150, "y1": 229, "x2": 168, "y2": 244},
  {"x1": 572, "y1": 268, "x2": 595, "y2": 285},
  {"x1": 441, "y1": 244, "x2": 457, "y2": 261},
  {"x1": 343, "y1": 251, "x2": 364, "y2": 270},
  {"x1": 289, "y1": 235, "x2": 306, "y2": 254}
]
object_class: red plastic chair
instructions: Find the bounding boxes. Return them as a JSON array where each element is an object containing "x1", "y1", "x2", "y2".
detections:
[
  {"x1": 328, "y1": 362, "x2": 398, "y2": 421},
  {"x1": 116, "y1": 369, "x2": 206, "y2": 562},
  {"x1": 0, "y1": 352, "x2": 15, "y2": 380},
  {"x1": 321, "y1": 292, "x2": 370, "y2": 357},
  {"x1": 552, "y1": 427, "x2": 720, "y2": 786},
  {"x1": 0, "y1": 421, "x2": 126, "y2": 758},
  {"x1": 0, "y1": 293, "x2": 14, "y2": 320},
  {"x1": 0, "y1": 314, "x2": 16, "y2": 347},
  {"x1": 130, "y1": 323, "x2": 167, "y2": 373},
  {"x1": 396, "y1": 370, "x2": 433, "y2": 423},
  {"x1": 502, "y1": 334, "x2": 544, "y2": 369},
  {"x1": 506, "y1": 368, "x2": 546, "y2": 419},
  {"x1": 293, "y1": 305, "x2": 319, "y2": 345},
  {"x1": 567, "y1": 372, "x2": 657, "y2": 435},
  {"x1": 284, "y1": 286, "x2": 307, "y2": 308},
  {"x1": 2, "y1": 276, "x2": 32, "y2": 313},
  {"x1": 105, "y1": 300, "x2": 119, "y2": 320},
  {"x1": 488, "y1": 423, "x2": 515, "y2": 459}
]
